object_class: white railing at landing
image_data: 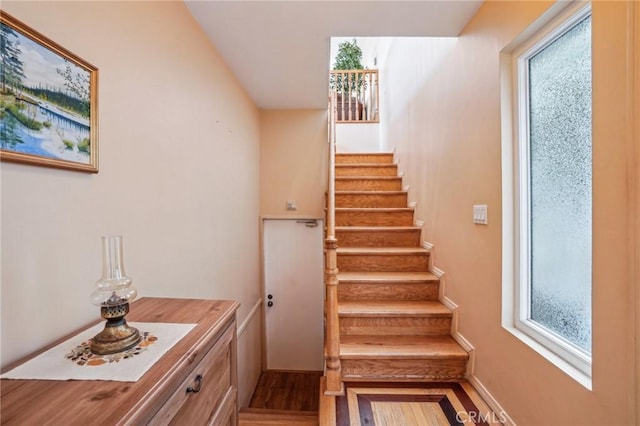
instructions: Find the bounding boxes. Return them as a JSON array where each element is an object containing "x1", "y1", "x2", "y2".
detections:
[{"x1": 330, "y1": 69, "x2": 379, "y2": 123}]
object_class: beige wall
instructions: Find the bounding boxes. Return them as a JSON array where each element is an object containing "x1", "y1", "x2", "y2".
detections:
[
  {"x1": 379, "y1": 1, "x2": 637, "y2": 424},
  {"x1": 0, "y1": 1, "x2": 262, "y2": 407},
  {"x1": 260, "y1": 110, "x2": 327, "y2": 218},
  {"x1": 336, "y1": 123, "x2": 381, "y2": 153}
]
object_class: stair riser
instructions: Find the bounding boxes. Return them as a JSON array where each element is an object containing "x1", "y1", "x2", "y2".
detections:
[
  {"x1": 335, "y1": 193, "x2": 407, "y2": 208},
  {"x1": 338, "y1": 254, "x2": 429, "y2": 272},
  {"x1": 340, "y1": 358, "x2": 466, "y2": 381},
  {"x1": 338, "y1": 282, "x2": 439, "y2": 301},
  {"x1": 339, "y1": 316, "x2": 451, "y2": 336},
  {"x1": 336, "y1": 154, "x2": 393, "y2": 164},
  {"x1": 336, "y1": 229, "x2": 420, "y2": 247},
  {"x1": 336, "y1": 179, "x2": 402, "y2": 191},
  {"x1": 335, "y1": 166, "x2": 398, "y2": 177},
  {"x1": 335, "y1": 211, "x2": 414, "y2": 227}
]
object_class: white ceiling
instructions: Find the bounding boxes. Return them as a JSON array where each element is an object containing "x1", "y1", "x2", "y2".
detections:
[{"x1": 185, "y1": 1, "x2": 483, "y2": 109}]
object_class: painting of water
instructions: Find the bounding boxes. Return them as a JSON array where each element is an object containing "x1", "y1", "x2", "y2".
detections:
[{"x1": 0, "y1": 11, "x2": 98, "y2": 172}]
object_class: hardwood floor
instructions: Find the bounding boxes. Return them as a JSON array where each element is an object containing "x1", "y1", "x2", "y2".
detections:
[
  {"x1": 330, "y1": 381, "x2": 500, "y2": 426},
  {"x1": 249, "y1": 370, "x2": 323, "y2": 412}
]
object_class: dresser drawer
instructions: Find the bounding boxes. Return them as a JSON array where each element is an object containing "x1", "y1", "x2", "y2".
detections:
[
  {"x1": 209, "y1": 387, "x2": 237, "y2": 426},
  {"x1": 150, "y1": 322, "x2": 235, "y2": 425}
]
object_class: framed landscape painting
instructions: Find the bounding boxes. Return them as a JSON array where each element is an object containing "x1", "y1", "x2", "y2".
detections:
[{"x1": 0, "y1": 11, "x2": 98, "y2": 173}]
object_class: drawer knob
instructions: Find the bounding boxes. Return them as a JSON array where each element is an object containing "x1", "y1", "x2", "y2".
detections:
[{"x1": 186, "y1": 374, "x2": 203, "y2": 393}]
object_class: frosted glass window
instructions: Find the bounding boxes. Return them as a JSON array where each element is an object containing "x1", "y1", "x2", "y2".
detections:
[{"x1": 527, "y1": 16, "x2": 591, "y2": 353}]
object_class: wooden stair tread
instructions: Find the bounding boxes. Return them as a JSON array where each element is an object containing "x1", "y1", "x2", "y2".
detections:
[
  {"x1": 336, "y1": 163, "x2": 397, "y2": 167},
  {"x1": 340, "y1": 335, "x2": 468, "y2": 359},
  {"x1": 335, "y1": 207, "x2": 413, "y2": 212},
  {"x1": 338, "y1": 271, "x2": 438, "y2": 283},
  {"x1": 339, "y1": 300, "x2": 451, "y2": 316},
  {"x1": 334, "y1": 190, "x2": 407, "y2": 195},
  {"x1": 337, "y1": 247, "x2": 428, "y2": 255},
  {"x1": 335, "y1": 226, "x2": 419, "y2": 231},
  {"x1": 335, "y1": 153, "x2": 394, "y2": 166},
  {"x1": 336, "y1": 152, "x2": 393, "y2": 156},
  {"x1": 335, "y1": 176, "x2": 401, "y2": 181}
]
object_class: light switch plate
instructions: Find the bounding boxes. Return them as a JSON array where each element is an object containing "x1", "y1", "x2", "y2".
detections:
[
  {"x1": 473, "y1": 205, "x2": 488, "y2": 225},
  {"x1": 286, "y1": 201, "x2": 297, "y2": 211}
]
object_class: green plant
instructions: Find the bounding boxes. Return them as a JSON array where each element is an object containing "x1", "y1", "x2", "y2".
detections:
[
  {"x1": 333, "y1": 39, "x2": 364, "y2": 70},
  {"x1": 331, "y1": 39, "x2": 367, "y2": 95}
]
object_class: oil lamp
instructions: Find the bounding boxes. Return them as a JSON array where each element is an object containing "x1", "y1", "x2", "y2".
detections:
[{"x1": 90, "y1": 235, "x2": 141, "y2": 354}]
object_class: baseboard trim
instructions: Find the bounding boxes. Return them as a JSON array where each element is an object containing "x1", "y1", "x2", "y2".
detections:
[
  {"x1": 430, "y1": 262, "x2": 476, "y2": 374},
  {"x1": 441, "y1": 295, "x2": 476, "y2": 374},
  {"x1": 238, "y1": 298, "x2": 262, "y2": 338},
  {"x1": 466, "y1": 374, "x2": 516, "y2": 426},
  {"x1": 432, "y1": 268, "x2": 514, "y2": 425},
  {"x1": 424, "y1": 242, "x2": 436, "y2": 272}
]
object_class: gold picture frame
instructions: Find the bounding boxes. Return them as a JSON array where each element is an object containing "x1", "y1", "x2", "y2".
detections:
[{"x1": 0, "y1": 11, "x2": 98, "y2": 173}]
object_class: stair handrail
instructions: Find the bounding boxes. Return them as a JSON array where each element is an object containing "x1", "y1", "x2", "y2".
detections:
[
  {"x1": 329, "y1": 69, "x2": 379, "y2": 123},
  {"x1": 324, "y1": 91, "x2": 343, "y2": 395}
]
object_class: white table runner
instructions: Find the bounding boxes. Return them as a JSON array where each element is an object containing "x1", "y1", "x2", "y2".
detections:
[{"x1": 1, "y1": 322, "x2": 196, "y2": 382}]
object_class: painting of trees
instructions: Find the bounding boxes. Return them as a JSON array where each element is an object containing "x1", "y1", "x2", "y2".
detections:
[
  {"x1": 0, "y1": 11, "x2": 98, "y2": 172},
  {"x1": 0, "y1": 23, "x2": 25, "y2": 93}
]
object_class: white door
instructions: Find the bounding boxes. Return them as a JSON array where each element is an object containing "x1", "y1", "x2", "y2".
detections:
[{"x1": 263, "y1": 219, "x2": 324, "y2": 371}]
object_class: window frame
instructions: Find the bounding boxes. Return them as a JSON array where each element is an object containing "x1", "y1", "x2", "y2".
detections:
[{"x1": 502, "y1": 1, "x2": 593, "y2": 388}]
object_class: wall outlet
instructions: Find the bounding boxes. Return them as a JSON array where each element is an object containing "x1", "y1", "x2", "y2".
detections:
[
  {"x1": 473, "y1": 205, "x2": 488, "y2": 225},
  {"x1": 286, "y1": 201, "x2": 297, "y2": 211}
]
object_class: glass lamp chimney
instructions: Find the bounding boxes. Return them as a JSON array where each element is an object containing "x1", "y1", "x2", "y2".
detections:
[{"x1": 91, "y1": 235, "x2": 137, "y2": 306}]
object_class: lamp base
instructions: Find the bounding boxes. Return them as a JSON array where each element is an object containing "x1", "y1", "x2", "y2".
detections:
[{"x1": 90, "y1": 301, "x2": 141, "y2": 355}]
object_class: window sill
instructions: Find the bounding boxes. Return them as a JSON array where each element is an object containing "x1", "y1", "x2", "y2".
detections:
[{"x1": 502, "y1": 323, "x2": 592, "y2": 390}]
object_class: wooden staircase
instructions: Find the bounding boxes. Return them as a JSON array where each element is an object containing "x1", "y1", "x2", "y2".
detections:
[{"x1": 333, "y1": 152, "x2": 468, "y2": 381}]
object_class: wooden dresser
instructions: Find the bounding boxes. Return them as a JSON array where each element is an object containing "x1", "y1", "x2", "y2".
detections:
[{"x1": 1, "y1": 297, "x2": 240, "y2": 425}]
